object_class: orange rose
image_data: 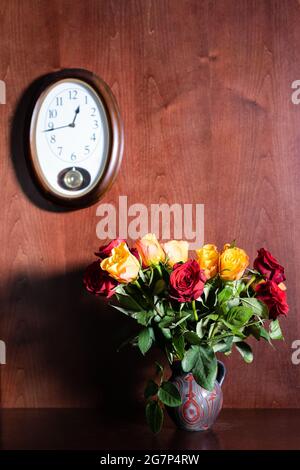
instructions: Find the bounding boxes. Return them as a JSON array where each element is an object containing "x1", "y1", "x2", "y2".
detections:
[
  {"x1": 219, "y1": 244, "x2": 249, "y2": 281},
  {"x1": 196, "y1": 244, "x2": 219, "y2": 279},
  {"x1": 100, "y1": 242, "x2": 140, "y2": 283}
]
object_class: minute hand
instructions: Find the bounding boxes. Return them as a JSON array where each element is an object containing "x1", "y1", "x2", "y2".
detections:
[{"x1": 43, "y1": 124, "x2": 73, "y2": 132}]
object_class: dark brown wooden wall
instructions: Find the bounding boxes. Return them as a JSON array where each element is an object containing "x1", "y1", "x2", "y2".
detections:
[{"x1": 0, "y1": 0, "x2": 300, "y2": 410}]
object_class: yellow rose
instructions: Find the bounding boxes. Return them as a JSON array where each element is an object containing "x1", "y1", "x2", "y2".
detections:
[
  {"x1": 196, "y1": 244, "x2": 219, "y2": 279},
  {"x1": 135, "y1": 233, "x2": 165, "y2": 267},
  {"x1": 219, "y1": 244, "x2": 249, "y2": 281},
  {"x1": 163, "y1": 240, "x2": 189, "y2": 267},
  {"x1": 101, "y1": 242, "x2": 140, "y2": 283}
]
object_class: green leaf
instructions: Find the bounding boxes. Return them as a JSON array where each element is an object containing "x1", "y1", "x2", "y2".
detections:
[
  {"x1": 207, "y1": 313, "x2": 219, "y2": 321},
  {"x1": 148, "y1": 266, "x2": 155, "y2": 285},
  {"x1": 170, "y1": 313, "x2": 192, "y2": 329},
  {"x1": 145, "y1": 400, "x2": 163, "y2": 434},
  {"x1": 217, "y1": 287, "x2": 233, "y2": 304},
  {"x1": 158, "y1": 381, "x2": 182, "y2": 407},
  {"x1": 220, "y1": 318, "x2": 247, "y2": 337},
  {"x1": 246, "y1": 324, "x2": 261, "y2": 340},
  {"x1": 165, "y1": 343, "x2": 173, "y2": 363},
  {"x1": 213, "y1": 336, "x2": 233, "y2": 353},
  {"x1": 153, "y1": 279, "x2": 166, "y2": 295},
  {"x1": 269, "y1": 319, "x2": 284, "y2": 340},
  {"x1": 235, "y1": 341, "x2": 253, "y2": 363},
  {"x1": 229, "y1": 239, "x2": 236, "y2": 248},
  {"x1": 228, "y1": 306, "x2": 253, "y2": 327},
  {"x1": 259, "y1": 326, "x2": 271, "y2": 342},
  {"x1": 114, "y1": 284, "x2": 127, "y2": 295},
  {"x1": 241, "y1": 298, "x2": 268, "y2": 319},
  {"x1": 184, "y1": 331, "x2": 202, "y2": 345},
  {"x1": 173, "y1": 335, "x2": 185, "y2": 360},
  {"x1": 203, "y1": 285, "x2": 210, "y2": 302},
  {"x1": 246, "y1": 324, "x2": 271, "y2": 343},
  {"x1": 160, "y1": 327, "x2": 172, "y2": 339},
  {"x1": 144, "y1": 380, "x2": 159, "y2": 399},
  {"x1": 155, "y1": 361, "x2": 164, "y2": 376},
  {"x1": 246, "y1": 268, "x2": 261, "y2": 276},
  {"x1": 182, "y1": 345, "x2": 217, "y2": 391},
  {"x1": 138, "y1": 328, "x2": 154, "y2": 355},
  {"x1": 154, "y1": 300, "x2": 166, "y2": 317},
  {"x1": 158, "y1": 316, "x2": 174, "y2": 328},
  {"x1": 116, "y1": 293, "x2": 143, "y2": 312},
  {"x1": 196, "y1": 319, "x2": 205, "y2": 339},
  {"x1": 227, "y1": 298, "x2": 240, "y2": 309},
  {"x1": 132, "y1": 310, "x2": 154, "y2": 326},
  {"x1": 111, "y1": 304, "x2": 133, "y2": 316}
]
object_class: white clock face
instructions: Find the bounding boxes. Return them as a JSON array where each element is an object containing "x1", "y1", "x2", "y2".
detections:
[{"x1": 31, "y1": 78, "x2": 110, "y2": 198}]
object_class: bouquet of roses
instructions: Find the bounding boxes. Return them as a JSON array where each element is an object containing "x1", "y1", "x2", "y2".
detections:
[{"x1": 84, "y1": 234, "x2": 288, "y2": 431}]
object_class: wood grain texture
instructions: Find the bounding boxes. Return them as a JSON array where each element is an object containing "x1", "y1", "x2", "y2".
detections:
[
  {"x1": 0, "y1": 0, "x2": 300, "y2": 408},
  {"x1": 1, "y1": 409, "x2": 300, "y2": 450}
]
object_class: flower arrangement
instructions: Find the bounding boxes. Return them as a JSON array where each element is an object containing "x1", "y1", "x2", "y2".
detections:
[{"x1": 84, "y1": 235, "x2": 288, "y2": 432}]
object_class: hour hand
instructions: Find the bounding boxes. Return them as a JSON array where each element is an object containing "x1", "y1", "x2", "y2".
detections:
[{"x1": 70, "y1": 106, "x2": 80, "y2": 128}]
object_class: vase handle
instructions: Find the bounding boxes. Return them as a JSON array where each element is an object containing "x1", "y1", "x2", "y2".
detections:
[{"x1": 216, "y1": 361, "x2": 226, "y2": 387}]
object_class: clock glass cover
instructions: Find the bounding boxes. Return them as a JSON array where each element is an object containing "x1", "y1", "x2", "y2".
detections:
[{"x1": 30, "y1": 77, "x2": 111, "y2": 200}]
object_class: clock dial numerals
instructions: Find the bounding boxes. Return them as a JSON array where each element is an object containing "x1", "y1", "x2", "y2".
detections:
[
  {"x1": 69, "y1": 89, "x2": 78, "y2": 100},
  {"x1": 49, "y1": 109, "x2": 57, "y2": 119},
  {"x1": 43, "y1": 87, "x2": 101, "y2": 163}
]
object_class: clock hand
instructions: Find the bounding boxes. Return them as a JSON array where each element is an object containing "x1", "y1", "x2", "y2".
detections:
[
  {"x1": 70, "y1": 106, "x2": 80, "y2": 128},
  {"x1": 43, "y1": 124, "x2": 72, "y2": 132},
  {"x1": 43, "y1": 106, "x2": 80, "y2": 132}
]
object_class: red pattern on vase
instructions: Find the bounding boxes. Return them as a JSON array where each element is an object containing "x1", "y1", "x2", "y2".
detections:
[
  {"x1": 182, "y1": 374, "x2": 201, "y2": 424},
  {"x1": 166, "y1": 361, "x2": 225, "y2": 432}
]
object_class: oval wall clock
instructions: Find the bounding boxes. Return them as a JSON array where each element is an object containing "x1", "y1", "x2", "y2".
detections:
[{"x1": 27, "y1": 69, "x2": 124, "y2": 208}]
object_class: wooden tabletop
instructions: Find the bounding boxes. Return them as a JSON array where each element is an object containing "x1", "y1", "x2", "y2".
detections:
[{"x1": 0, "y1": 409, "x2": 299, "y2": 450}]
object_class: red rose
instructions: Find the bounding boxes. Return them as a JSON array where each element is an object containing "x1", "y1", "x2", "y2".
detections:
[
  {"x1": 95, "y1": 239, "x2": 125, "y2": 259},
  {"x1": 169, "y1": 260, "x2": 206, "y2": 303},
  {"x1": 253, "y1": 248, "x2": 286, "y2": 284},
  {"x1": 83, "y1": 261, "x2": 117, "y2": 298},
  {"x1": 255, "y1": 280, "x2": 288, "y2": 320}
]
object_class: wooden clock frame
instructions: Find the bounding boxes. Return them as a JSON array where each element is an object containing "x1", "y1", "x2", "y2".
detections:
[{"x1": 26, "y1": 68, "x2": 124, "y2": 208}]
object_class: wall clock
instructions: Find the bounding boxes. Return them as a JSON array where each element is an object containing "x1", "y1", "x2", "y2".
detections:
[{"x1": 27, "y1": 69, "x2": 123, "y2": 207}]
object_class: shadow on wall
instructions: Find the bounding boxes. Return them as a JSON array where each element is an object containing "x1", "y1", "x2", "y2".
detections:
[{"x1": 0, "y1": 267, "x2": 163, "y2": 421}]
